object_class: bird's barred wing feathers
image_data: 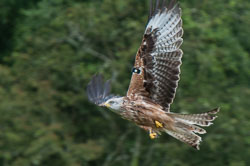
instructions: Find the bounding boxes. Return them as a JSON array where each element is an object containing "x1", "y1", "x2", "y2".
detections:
[{"x1": 127, "y1": 0, "x2": 183, "y2": 111}]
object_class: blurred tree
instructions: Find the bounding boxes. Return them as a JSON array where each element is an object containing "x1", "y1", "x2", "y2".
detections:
[
  {"x1": 0, "y1": 0, "x2": 41, "y2": 63},
  {"x1": 0, "y1": 0, "x2": 249, "y2": 165}
]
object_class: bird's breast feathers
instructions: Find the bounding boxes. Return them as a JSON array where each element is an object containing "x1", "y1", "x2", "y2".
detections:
[{"x1": 120, "y1": 97, "x2": 173, "y2": 127}]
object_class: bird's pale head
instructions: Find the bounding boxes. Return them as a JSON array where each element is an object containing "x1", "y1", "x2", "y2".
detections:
[{"x1": 102, "y1": 97, "x2": 124, "y2": 110}]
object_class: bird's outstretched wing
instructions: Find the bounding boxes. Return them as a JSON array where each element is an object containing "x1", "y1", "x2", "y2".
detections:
[
  {"x1": 87, "y1": 74, "x2": 114, "y2": 105},
  {"x1": 127, "y1": 0, "x2": 183, "y2": 111}
]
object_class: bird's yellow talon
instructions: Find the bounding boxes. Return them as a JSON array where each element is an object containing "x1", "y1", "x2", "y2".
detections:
[
  {"x1": 150, "y1": 132, "x2": 157, "y2": 139},
  {"x1": 155, "y1": 120, "x2": 163, "y2": 128}
]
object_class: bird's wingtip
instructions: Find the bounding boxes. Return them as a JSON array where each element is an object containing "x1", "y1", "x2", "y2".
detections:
[{"x1": 86, "y1": 74, "x2": 114, "y2": 105}]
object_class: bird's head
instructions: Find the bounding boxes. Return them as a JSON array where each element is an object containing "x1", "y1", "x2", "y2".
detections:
[{"x1": 101, "y1": 97, "x2": 124, "y2": 110}]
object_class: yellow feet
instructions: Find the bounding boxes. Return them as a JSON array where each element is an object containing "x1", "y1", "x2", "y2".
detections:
[
  {"x1": 149, "y1": 129, "x2": 157, "y2": 139},
  {"x1": 155, "y1": 120, "x2": 163, "y2": 128},
  {"x1": 150, "y1": 132, "x2": 157, "y2": 139}
]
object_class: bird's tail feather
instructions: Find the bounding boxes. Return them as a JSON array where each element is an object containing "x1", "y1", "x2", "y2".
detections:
[
  {"x1": 168, "y1": 107, "x2": 220, "y2": 126},
  {"x1": 165, "y1": 129, "x2": 202, "y2": 150},
  {"x1": 165, "y1": 107, "x2": 220, "y2": 149}
]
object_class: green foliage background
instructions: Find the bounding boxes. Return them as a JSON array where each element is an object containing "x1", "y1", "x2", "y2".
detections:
[{"x1": 0, "y1": 0, "x2": 249, "y2": 165}]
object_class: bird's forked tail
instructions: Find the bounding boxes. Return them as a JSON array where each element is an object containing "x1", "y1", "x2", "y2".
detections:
[{"x1": 166, "y1": 108, "x2": 220, "y2": 150}]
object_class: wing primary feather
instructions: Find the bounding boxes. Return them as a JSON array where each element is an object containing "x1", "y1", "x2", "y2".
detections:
[
  {"x1": 161, "y1": 0, "x2": 166, "y2": 11},
  {"x1": 151, "y1": 0, "x2": 154, "y2": 17},
  {"x1": 90, "y1": 75, "x2": 98, "y2": 98},
  {"x1": 155, "y1": 0, "x2": 160, "y2": 13},
  {"x1": 98, "y1": 74, "x2": 105, "y2": 101},
  {"x1": 168, "y1": 0, "x2": 177, "y2": 10},
  {"x1": 95, "y1": 75, "x2": 102, "y2": 98},
  {"x1": 91, "y1": 75, "x2": 96, "y2": 96},
  {"x1": 87, "y1": 74, "x2": 115, "y2": 105},
  {"x1": 149, "y1": 0, "x2": 153, "y2": 19},
  {"x1": 96, "y1": 75, "x2": 101, "y2": 103},
  {"x1": 103, "y1": 80, "x2": 111, "y2": 98}
]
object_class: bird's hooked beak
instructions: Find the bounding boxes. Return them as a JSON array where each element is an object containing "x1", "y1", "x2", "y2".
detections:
[{"x1": 100, "y1": 102, "x2": 111, "y2": 108}]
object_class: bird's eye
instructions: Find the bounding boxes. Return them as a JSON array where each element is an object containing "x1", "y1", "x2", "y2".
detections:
[
  {"x1": 109, "y1": 101, "x2": 115, "y2": 104},
  {"x1": 132, "y1": 67, "x2": 141, "y2": 74}
]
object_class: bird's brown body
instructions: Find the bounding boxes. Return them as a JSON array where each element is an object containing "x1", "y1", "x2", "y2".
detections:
[{"x1": 120, "y1": 96, "x2": 174, "y2": 132}]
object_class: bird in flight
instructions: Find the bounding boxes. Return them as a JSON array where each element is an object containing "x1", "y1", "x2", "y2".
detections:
[{"x1": 87, "y1": 0, "x2": 219, "y2": 150}]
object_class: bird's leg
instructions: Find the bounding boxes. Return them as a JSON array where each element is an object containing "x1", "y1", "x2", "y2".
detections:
[
  {"x1": 155, "y1": 120, "x2": 163, "y2": 128},
  {"x1": 138, "y1": 125, "x2": 158, "y2": 139},
  {"x1": 149, "y1": 128, "x2": 158, "y2": 139}
]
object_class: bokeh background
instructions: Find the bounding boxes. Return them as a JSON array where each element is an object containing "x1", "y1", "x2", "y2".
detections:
[{"x1": 0, "y1": 0, "x2": 250, "y2": 165}]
